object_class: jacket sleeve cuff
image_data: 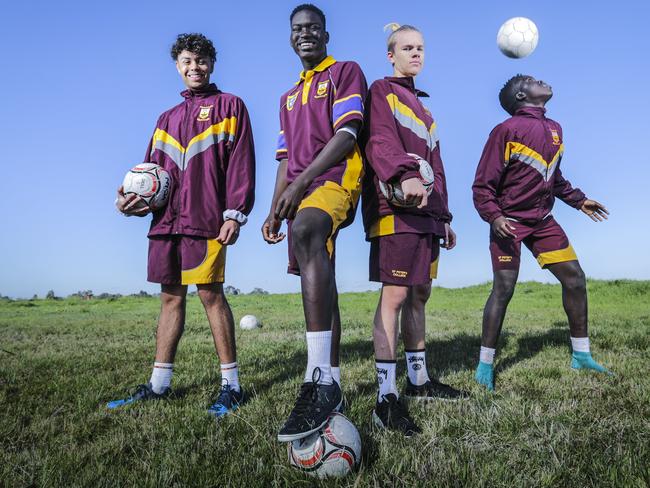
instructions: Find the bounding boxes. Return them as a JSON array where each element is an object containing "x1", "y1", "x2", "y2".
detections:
[{"x1": 223, "y1": 209, "x2": 248, "y2": 225}]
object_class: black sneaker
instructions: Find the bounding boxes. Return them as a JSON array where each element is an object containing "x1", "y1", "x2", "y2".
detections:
[
  {"x1": 372, "y1": 393, "x2": 421, "y2": 437},
  {"x1": 404, "y1": 377, "x2": 469, "y2": 401},
  {"x1": 277, "y1": 368, "x2": 342, "y2": 442},
  {"x1": 208, "y1": 384, "x2": 244, "y2": 418},
  {"x1": 106, "y1": 383, "x2": 170, "y2": 409}
]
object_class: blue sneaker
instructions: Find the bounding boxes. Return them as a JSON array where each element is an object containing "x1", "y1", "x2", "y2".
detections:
[
  {"x1": 208, "y1": 384, "x2": 244, "y2": 418},
  {"x1": 475, "y1": 361, "x2": 495, "y2": 391},
  {"x1": 571, "y1": 351, "x2": 613, "y2": 375},
  {"x1": 106, "y1": 383, "x2": 170, "y2": 409}
]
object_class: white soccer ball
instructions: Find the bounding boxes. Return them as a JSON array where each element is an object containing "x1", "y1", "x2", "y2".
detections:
[
  {"x1": 497, "y1": 17, "x2": 539, "y2": 58},
  {"x1": 288, "y1": 413, "x2": 361, "y2": 478},
  {"x1": 122, "y1": 163, "x2": 171, "y2": 210},
  {"x1": 239, "y1": 314, "x2": 260, "y2": 330},
  {"x1": 379, "y1": 153, "x2": 434, "y2": 207}
]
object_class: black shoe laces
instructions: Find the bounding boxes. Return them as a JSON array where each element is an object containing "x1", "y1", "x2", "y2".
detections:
[{"x1": 291, "y1": 367, "x2": 322, "y2": 416}]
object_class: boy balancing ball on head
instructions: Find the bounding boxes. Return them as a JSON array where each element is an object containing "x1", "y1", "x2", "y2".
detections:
[
  {"x1": 109, "y1": 33, "x2": 255, "y2": 417},
  {"x1": 262, "y1": 4, "x2": 367, "y2": 442},
  {"x1": 361, "y1": 23, "x2": 467, "y2": 437},
  {"x1": 472, "y1": 74, "x2": 611, "y2": 391}
]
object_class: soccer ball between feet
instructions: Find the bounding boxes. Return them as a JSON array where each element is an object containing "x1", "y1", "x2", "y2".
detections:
[
  {"x1": 287, "y1": 413, "x2": 361, "y2": 478},
  {"x1": 122, "y1": 163, "x2": 171, "y2": 210}
]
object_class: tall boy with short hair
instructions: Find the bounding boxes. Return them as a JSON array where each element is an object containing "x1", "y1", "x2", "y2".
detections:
[
  {"x1": 472, "y1": 74, "x2": 610, "y2": 391},
  {"x1": 109, "y1": 33, "x2": 255, "y2": 417},
  {"x1": 262, "y1": 4, "x2": 367, "y2": 441}
]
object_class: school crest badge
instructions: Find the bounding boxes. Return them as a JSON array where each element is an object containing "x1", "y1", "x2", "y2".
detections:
[
  {"x1": 197, "y1": 105, "x2": 212, "y2": 121},
  {"x1": 550, "y1": 129, "x2": 561, "y2": 145},
  {"x1": 287, "y1": 93, "x2": 298, "y2": 111},
  {"x1": 315, "y1": 80, "x2": 329, "y2": 98}
]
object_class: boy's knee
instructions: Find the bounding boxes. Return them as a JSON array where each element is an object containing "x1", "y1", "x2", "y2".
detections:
[
  {"x1": 382, "y1": 286, "x2": 409, "y2": 310},
  {"x1": 409, "y1": 283, "x2": 432, "y2": 305}
]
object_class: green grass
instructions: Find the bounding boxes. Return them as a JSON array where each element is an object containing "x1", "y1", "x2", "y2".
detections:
[{"x1": 1, "y1": 280, "x2": 649, "y2": 487}]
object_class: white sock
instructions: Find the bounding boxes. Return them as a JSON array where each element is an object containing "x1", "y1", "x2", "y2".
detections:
[
  {"x1": 150, "y1": 362, "x2": 173, "y2": 394},
  {"x1": 570, "y1": 336, "x2": 590, "y2": 353},
  {"x1": 405, "y1": 349, "x2": 430, "y2": 386},
  {"x1": 480, "y1": 347, "x2": 496, "y2": 365},
  {"x1": 221, "y1": 361, "x2": 240, "y2": 392},
  {"x1": 376, "y1": 360, "x2": 398, "y2": 400},
  {"x1": 331, "y1": 366, "x2": 341, "y2": 386},
  {"x1": 305, "y1": 330, "x2": 333, "y2": 385}
]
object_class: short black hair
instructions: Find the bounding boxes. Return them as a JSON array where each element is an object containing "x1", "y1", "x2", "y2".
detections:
[
  {"x1": 170, "y1": 33, "x2": 217, "y2": 63},
  {"x1": 499, "y1": 74, "x2": 528, "y2": 115},
  {"x1": 290, "y1": 4, "x2": 326, "y2": 29}
]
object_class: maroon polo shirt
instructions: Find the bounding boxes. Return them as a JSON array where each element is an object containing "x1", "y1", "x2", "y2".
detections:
[
  {"x1": 275, "y1": 56, "x2": 367, "y2": 192},
  {"x1": 472, "y1": 106, "x2": 586, "y2": 225},
  {"x1": 361, "y1": 76, "x2": 452, "y2": 239}
]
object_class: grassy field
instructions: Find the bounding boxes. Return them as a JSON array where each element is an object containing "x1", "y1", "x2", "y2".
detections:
[{"x1": 1, "y1": 280, "x2": 649, "y2": 487}]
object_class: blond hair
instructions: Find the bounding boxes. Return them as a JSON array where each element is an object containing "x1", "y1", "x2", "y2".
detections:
[{"x1": 384, "y1": 23, "x2": 421, "y2": 52}]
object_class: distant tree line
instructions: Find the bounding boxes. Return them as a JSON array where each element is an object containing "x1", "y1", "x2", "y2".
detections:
[{"x1": 5, "y1": 286, "x2": 270, "y2": 301}]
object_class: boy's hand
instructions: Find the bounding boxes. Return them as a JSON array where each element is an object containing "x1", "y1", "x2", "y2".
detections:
[
  {"x1": 262, "y1": 215, "x2": 286, "y2": 244},
  {"x1": 442, "y1": 223, "x2": 456, "y2": 250},
  {"x1": 492, "y1": 216, "x2": 517, "y2": 239},
  {"x1": 581, "y1": 199, "x2": 609, "y2": 222},
  {"x1": 116, "y1": 186, "x2": 150, "y2": 217},
  {"x1": 275, "y1": 180, "x2": 307, "y2": 221},
  {"x1": 217, "y1": 220, "x2": 240, "y2": 245},
  {"x1": 401, "y1": 177, "x2": 428, "y2": 208}
]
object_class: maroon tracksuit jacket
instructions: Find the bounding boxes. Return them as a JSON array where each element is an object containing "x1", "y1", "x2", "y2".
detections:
[
  {"x1": 361, "y1": 76, "x2": 452, "y2": 240},
  {"x1": 473, "y1": 106, "x2": 585, "y2": 226},
  {"x1": 145, "y1": 84, "x2": 255, "y2": 238}
]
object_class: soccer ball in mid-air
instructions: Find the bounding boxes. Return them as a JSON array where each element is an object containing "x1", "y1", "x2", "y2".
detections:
[
  {"x1": 497, "y1": 17, "x2": 539, "y2": 58},
  {"x1": 239, "y1": 314, "x2": 260, "y2": 330},
  {"x1": 379, "y1": 153, "x2": 434, "y2": 207},
  {"x1": 122, "y1": 163, "x2": 170, "y2": 210},
  {"x1": 287, "y1": 413, "x2": 361, "y2": 478}
]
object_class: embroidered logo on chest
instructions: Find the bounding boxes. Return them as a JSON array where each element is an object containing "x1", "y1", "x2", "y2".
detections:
[
  {"x1": 287, "y1": 92, "x2": 298, "y2": 111},
  {"x1": 550, "y1": 129, "x2": 561, "y2": 145},
  {"x1": 315, "y1": 80, "x2": 329, "y2": 98},
  {"x1": 197, "y1": 105, "x2": 213, "y2": 121}
]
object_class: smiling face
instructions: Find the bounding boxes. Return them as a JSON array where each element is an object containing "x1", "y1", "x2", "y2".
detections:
[
  {"x1": 175, "y1": 50, "x2": 214, "y2": 90},
  {"x1": 290, "y1": 9, "x2": 329, "y2": 69},
  {"x1": 388, "y1": 29, "x2": 424, "y2": 78}
]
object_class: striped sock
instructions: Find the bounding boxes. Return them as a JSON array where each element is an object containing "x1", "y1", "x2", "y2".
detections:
[
  {"x1": 220, "y1": 361, "x2": 240, "y2": 392},
  {"x1": 150, "y1": 362, "x2": 173, "y2": 394}
]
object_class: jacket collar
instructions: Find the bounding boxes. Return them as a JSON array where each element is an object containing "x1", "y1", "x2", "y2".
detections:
[
  {"x1": 181, "y1": 83, "x2": 220, "y2": 99},
  {"x1": 298, "y1": 55, "x2": 336, "y2": 82},
  {"x1": 384, "y1": 76, "x2": 429, "y2": 98},
  {"x1": 514, "y1": 106, "x2": 546, "y2": 118}
]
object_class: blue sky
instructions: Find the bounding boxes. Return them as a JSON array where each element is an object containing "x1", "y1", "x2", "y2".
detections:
[{"x1": 1, "y1": 0, "x2": 649, "y2": 298}]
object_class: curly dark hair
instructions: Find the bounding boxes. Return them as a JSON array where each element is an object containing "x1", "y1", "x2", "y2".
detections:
[
  {"x1": 499, "y1": 74, "x2": 528, "y2": 115},
  {"x1": 170, "y1": 33, "x2": 217, "y2": 63},
  {"x1": 290, "y1": 4, "x2": 326, "y2": 29}
]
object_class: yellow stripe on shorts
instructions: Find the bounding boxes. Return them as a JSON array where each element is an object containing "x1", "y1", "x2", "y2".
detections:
[
  {"x1": 181, "y1": 239, "x2": 227, "y2": 285},
  {"x1": 536, "y1": 244, "x2": 577, "y2": 268}
]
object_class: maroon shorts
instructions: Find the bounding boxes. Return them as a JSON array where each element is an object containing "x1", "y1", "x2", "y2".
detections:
[
  {"x1": 490, "y1": 216, "x2": 577, "y2": 271},
  {"x1": 148, "y1": 235, "x2": 226, "y2": 285},
  {"x1": 369, "y1": 233, "x2": 441, "y2": 286}
]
